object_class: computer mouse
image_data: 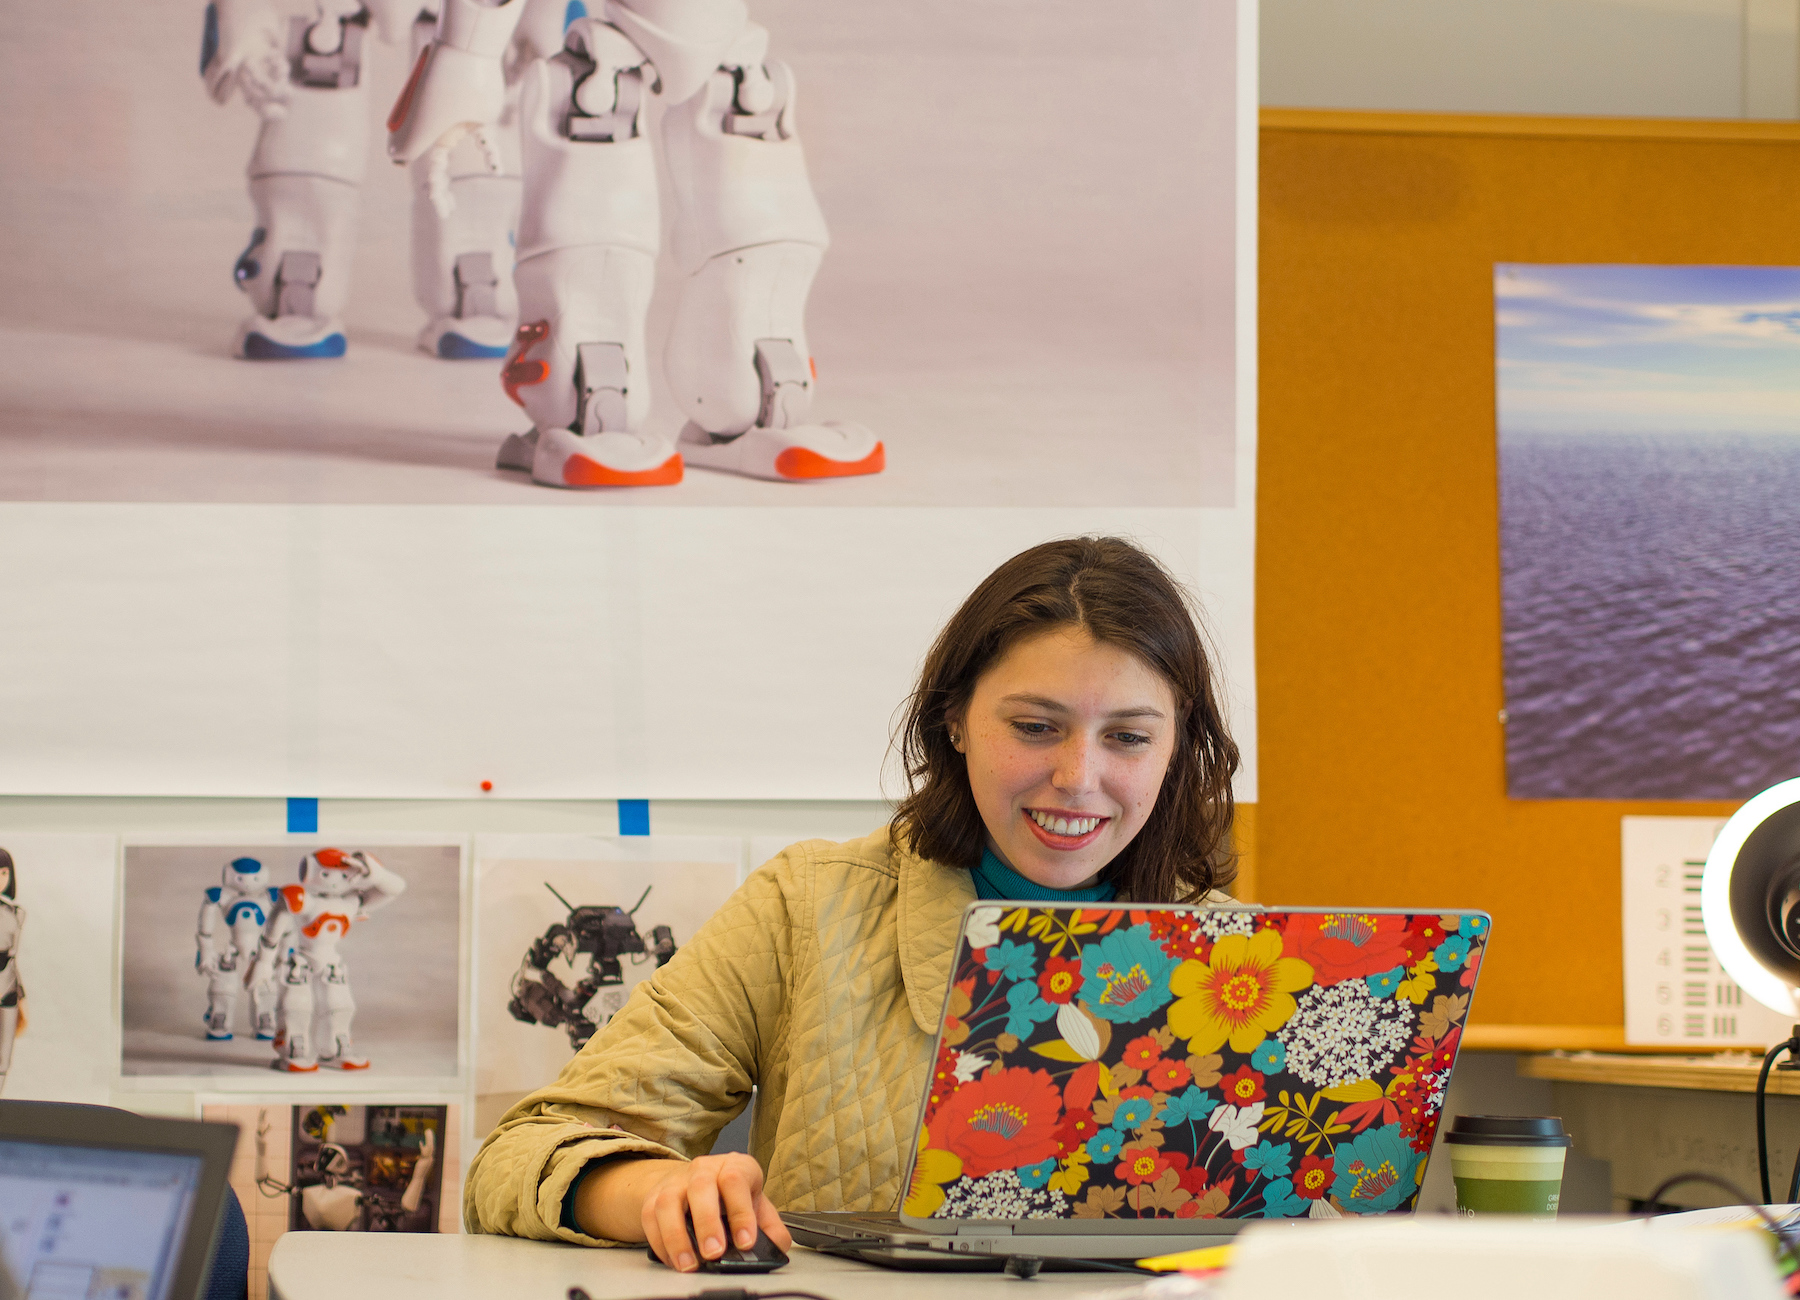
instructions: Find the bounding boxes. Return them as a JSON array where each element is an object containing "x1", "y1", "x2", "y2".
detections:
[{"x1": 646, "y1": 1211, "x2": 790, "y2": 1273}]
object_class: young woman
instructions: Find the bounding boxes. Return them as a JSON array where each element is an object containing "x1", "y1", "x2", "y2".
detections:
[{"x1": 465, "y1": 536, "x2": 1240, "y2": 1263}]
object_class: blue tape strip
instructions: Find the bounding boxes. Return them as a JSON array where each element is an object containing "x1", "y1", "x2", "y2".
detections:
[
  {"x1": 618, "y1": 799, "x2": 650, "y2": 836},
  {"x1": 287, "y1": 798, "x2": 319, "y2": 834}
]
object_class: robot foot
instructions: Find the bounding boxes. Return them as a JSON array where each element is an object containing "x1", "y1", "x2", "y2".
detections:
[
  {"x1": 419, "y1": 315, "x2": 512, "y2": 361},
  {"x1": 322, "y1": 1054, "x2": 371, "y2": 1070},
  {"x1": 234, "y1": 315, "x2": 348, "y2": 360},
  {"x1": 205, "y1": 1030, "x2": 234, "y2": 1042},
  {"x1": 255, "y1": 1031, "x2": 276, "y2": 1041},
  {"x1": 498, "y1": 427, "x2": 683, "y2": 489},
  {"x1": 272, "y1": 1058, "x2": 319, "y2": 1073},
  {"x1": 678, "y1": 422, "x2": 884, "y2": 483}
]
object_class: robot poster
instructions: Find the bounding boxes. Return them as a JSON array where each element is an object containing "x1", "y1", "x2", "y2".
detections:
[
  {"x1": 0, "y1": 0, "x2": 1258, "y2": 803},
  {"x1": 0, "y1": 835, "x2": 118, "y2": 1105},
  {"x1": 473, "y1": 835, "x2": 738, "y2": 1133},
  {"x1": 120, "y1": 840, "x2": 465, "y2": 1084},
  {"x1": 202, "y1": 1101, "x2": 459, "y2": 1300}
]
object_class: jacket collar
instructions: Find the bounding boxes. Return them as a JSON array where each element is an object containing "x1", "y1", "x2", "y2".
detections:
[{"x1": 894, "y1": 836, "x2": 977, "y2": 1035}]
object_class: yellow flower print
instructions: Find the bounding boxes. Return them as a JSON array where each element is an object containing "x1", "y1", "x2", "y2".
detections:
[
  {"x1": 903, "y1": 1127, "x2": 964, "y2": 1218},
  {"x1": 1397, "y1": 955, "x2": 1438, "y2": 1006},
  {"x1": 1167, "y1": 929, "x2": 1313, "y2": 1055}
]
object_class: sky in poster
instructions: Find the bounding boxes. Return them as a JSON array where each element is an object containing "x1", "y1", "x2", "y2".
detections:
[{"x1": 1496, "y1": 262, "x2": 1800, "y2": 435}]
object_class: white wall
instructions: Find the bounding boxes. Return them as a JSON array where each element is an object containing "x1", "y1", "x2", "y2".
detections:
[{"x1": 1263, "y1": 0, "x2": 1800, "y2": 118}]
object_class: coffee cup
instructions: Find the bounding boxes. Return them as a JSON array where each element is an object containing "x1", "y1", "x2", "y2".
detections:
[{"x1": 1444, "y1": 1115, "x2": 1572, "y2": 1217}]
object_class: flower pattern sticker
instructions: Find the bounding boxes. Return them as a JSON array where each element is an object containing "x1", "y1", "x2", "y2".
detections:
[{"x1": 908, "y1": 907, "x2": 1488, "y2": 1222}]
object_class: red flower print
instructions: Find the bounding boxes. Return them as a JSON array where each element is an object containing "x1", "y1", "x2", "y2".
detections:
[
  {"x1": 926, "y1": 1044, "x2": 960, "y2": 1114},
  {"x1": 928, "y1": 1066, "x2": 1064, "y2": 1178},
  {"x1": 1282, "y1": 913, "x2": 1416, "y2": 985},
  {"x1": 1122, "y1": 1035, "x2": 1163, "y2": 1070},
  {"x1": 1064, "y1": 1061, "x2": 1102, "y2": 1111},
  {"x1": 1147, "y1": 1058, "x2": 1192, "y2": 1093},
  {"x1": 1294, "y1": 1154, "x2": 1333, "y2": 1200},
  {"x1": 1038, "y1": 956, "x2": 1082, "y2": 1005},
  {"x1": 1221, "y1": 1065, "x2": 1266, "y2": 1106},
  {"x1": 1116, "y1": 1144, "x2": 1172, "y2": 1186},
  {"x1": 1460, "y1": 944, "x2": 1484, "y2": 989},
  {"x1": 1054, "y1": 1108, "x2": 1097, "y2": 1151},
  {"x1": 1148, "y1": 912, "x2": 1210, "y2": 961},
  {"x1": 1402, "y1": 919, "x2": 1444, "y2": 963}
]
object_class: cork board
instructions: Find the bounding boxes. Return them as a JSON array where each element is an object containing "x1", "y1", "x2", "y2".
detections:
[{"x1": 1257, "y1": 110, "x2": 1800, "y2": 1027}]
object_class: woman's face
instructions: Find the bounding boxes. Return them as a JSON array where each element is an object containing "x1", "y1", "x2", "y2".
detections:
[{"x1": 951, "y1": 624, "x2": 1178, "y2": 890}]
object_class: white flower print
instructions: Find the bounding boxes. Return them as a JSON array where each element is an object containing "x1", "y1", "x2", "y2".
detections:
[
  {"x1": 1206, "y1": 1101, "x2": 1265, "y2": 1150},
  {"x1": 952, "y1": 1051, "x2": 991, "y2": 1084},
  {"x1": 964, "y1": 906, "x2": 1004, "y2": 950},
  {"x1": 1057, "y1": 1003, "x2": 1102, "y2": 1060},
  {"x1": 937, "y1": 1169, "x2": 1069, "y2": 1220},
  {"x1": 1198, "y1": 910, "x2": 1257, "y2": 940},
  {"x1": 1276, "y1": 981, "x2": 1416, "y2": 1088}
]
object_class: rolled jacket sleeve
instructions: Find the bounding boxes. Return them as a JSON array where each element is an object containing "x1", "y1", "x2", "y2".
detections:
[{"x1": 465, "y1": 859, "x2": 797, "y2": 1241}]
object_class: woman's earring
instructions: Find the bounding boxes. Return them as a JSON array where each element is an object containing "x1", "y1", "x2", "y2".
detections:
[{"x1": 949, "y1": 731, "x2": 962, "y2": 749}]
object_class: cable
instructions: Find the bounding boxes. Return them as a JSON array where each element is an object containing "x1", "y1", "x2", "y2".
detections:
[
  {"x1": 1640, "y1": 1172, "x2": 1800, "y2": 1270},
  {"x1": 1758, "y1": 1038, "x2": 1798, "y2": 1204},
  {"x1": 806, "y1": 1241, "x2": 1152, "y2": 1275}
]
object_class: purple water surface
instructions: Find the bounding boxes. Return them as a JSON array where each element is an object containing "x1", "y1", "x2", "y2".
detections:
[{"x1": 1500, "y1": 431, "x2": 1800, "y2": 799}]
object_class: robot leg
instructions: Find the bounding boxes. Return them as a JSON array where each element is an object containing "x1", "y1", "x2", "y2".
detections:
[
  {"x1": 248, "y1": 968, "x2": 280, "y2": 1040},
  {"x1": 661, "y1": 26, "x2": 882, "y2": 482},
  {"x1": 494, "y1": 21, "x2": 677, "y2": 488},
  {"x1": 204, "y1": 963, "x2": 240, "y2": 1041},
  {"x1": 233, "y1": 5, "x2": 372, "y2": 359},
  {"x1": 408, "y1": 9, "x2": 522, "y2": 360},
  {"x1": 317, "y1": 961, "x2": 368, "y2": 1069},
  {"x1": 272, "y1": 955, "x2": 320, "y2": 1072}
]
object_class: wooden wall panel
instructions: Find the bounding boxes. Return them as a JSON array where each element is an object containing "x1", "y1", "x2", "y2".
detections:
[{"x1": 1256, "y1": 110, "x2": 1800, "y2": 1026}]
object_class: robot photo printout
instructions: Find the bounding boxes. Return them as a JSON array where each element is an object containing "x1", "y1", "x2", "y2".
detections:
[
  {"x1": 120, "y1": 841, "x2": 464, "y2": 1083},
  {"x1": 0, "y1": 835, "x2": 118, "y2": 1105},
  {"x1": 202, "y1": 1101, "x2": 459, "y2": 1300},
  {"x1": 473, "y1": 837, "x2": 738, "y2": 1130}
]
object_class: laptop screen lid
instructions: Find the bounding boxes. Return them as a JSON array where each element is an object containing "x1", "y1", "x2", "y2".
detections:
[
  {"x1": 902, "y1": 904, "x2": 1490, "y2": 1229},
  {"x1": 0, "y1": 1103, "x2": 239, "y2": 1300}
]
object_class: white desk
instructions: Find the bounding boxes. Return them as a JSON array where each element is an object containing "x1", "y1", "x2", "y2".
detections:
[{"x1": 266, "y1": 1234, "x2": 1119, "y2": 1300}]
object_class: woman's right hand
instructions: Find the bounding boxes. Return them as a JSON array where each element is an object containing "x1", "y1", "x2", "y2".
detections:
[{"x1": 574, "y1": 1153, "x2": 793, "y2": 1270}]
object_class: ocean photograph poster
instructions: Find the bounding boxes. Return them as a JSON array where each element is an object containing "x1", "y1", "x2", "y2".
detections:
[{"x1": 1495, "y1": 262, "x2": 1800, "y2": 800}]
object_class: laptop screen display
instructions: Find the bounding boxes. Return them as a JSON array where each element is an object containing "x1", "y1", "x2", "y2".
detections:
[{"x1": 0, "y1": 1139, "x2": 204, "y2": 1300}]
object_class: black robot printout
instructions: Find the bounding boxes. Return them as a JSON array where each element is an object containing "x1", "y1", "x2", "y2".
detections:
[{"x1": 474, "y1": 840, "x2": 739, "y2": 1131}]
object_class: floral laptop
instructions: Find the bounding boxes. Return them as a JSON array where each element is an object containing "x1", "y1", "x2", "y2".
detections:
[{"x1": 784, "y1": 901, "x2": 1490, "y2": 1262}]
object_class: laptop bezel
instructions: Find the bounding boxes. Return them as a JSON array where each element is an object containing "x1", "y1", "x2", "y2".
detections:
[
  {"x1": 898, "y1": 901, "x2": 1492, "y2": 1233},
  {"x1": 0, "y1": 1101, "x2": 240, "y2": 1300}
]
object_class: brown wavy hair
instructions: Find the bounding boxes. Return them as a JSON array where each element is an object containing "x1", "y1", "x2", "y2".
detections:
[{"x1": 890, "y1": 536, "x2": 1239, "y2": 902}]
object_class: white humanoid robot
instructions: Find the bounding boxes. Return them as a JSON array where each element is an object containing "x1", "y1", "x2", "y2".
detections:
[
  {"x1": 249, "y1": 848, "x2": 406, "y2": 1071},
  {"x1": 386, "y1": 0, "x2": 885, "y2": 485},
  {"x1": 195, "y1": 856, "x2": 283, "y2": 1042},
  {"x1": 201, "y1": 0, "x2": 563, "y2": 358},
  {"x1": 256, "y1": 1110, "x2": 437, "y2": 1230},
  {"x1": 0, "y1": 849, "x2": 23, "y2": 1096}
]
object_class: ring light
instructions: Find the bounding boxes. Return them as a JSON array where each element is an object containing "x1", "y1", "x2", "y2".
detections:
[{"x1": 1702, "y1": 777, "x2": 1800, "y2": 1018}]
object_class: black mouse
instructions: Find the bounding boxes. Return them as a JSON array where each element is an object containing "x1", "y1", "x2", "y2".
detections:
[{"x1": 647, "y1": 1211, "x2": 789, "y2": 1273}]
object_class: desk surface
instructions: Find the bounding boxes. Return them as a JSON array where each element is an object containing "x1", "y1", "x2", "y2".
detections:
[
  {"x1": 1519, "y1": 1051, "x2": 1800, "y2": 1095},
  {"x1": 266, "y1": 1233, "x2": 1117, "y2": 1300}
]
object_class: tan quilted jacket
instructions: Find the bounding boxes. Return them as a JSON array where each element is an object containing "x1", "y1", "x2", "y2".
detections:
[{"x1": 465, "y1": 826, "x2": 975, "y2": 1242}]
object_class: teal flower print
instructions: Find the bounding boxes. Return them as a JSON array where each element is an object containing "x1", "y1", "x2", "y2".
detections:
[
  {"x1": 1086, "y1": 1128, "x2": 1126, "y2": 1162},
  {"x1": 1251, "y1": 1040, "x2": 1286, "y2": 1073},
  {"x1": 1112, "y1": 1095, "x2": 1155, "y2": 1128},
  {"x1": 1162, "y1": 1086, "x2": 1219, "y2": 1126},
  {"x1": 1079, "y1": 925, "x2": 1181, "y2": 1024},
  {"x1": 1243, "y1": 1140, "x2": 1294, "y2": 1179},
  {"x1": 1259, "y1": 1177, "x2": 1306, "y2": 1219},
  {"x1": 985, "y1": 939, "x2": 1038, "y2": 982},
  {"x1": 1003, "y1": 982, "x2": 1057, "y2": 1038},
  {"x1": 1331, "y1": 1123, "x2": 1423, "y2": 1214},
  {"x1": 1017, "y1": 1157, "x2": 1058, "y2": 1190},
  {"x1": 1433, "y1": 935, "x2": 1471, "y2": 973},
  {"x1": 1365, "y1": 966, "x2": 1406, "y2": 998}
]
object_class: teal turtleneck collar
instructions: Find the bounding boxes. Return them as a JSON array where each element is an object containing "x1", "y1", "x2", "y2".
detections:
[{"x1": 970, "y1": 846, "x2": 1118, "y2": 903}]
